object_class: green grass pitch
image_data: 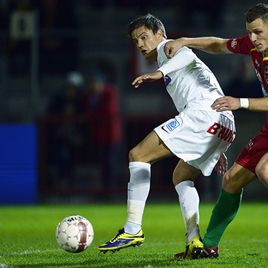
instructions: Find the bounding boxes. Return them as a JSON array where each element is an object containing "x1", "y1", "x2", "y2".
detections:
[{"x1": 0, "y1": 203, "x2": 267, "y2": 267}]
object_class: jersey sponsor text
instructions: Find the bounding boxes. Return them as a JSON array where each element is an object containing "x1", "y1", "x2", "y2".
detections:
[{"x1": 207, "y1": 122, "x2": 235, "y2": 142}]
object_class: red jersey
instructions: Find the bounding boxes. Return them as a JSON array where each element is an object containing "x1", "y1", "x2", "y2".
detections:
[
  {"x1": 227, "y1": 35, "x2": 268, "y2": 172},
  {"x1": 227, "y1": 35, "x2": 268, "y2": 131}
]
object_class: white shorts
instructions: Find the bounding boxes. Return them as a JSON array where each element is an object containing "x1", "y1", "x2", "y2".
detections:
[{"x1": 154, "y1": 109, "x2": 235, "y2": 176}]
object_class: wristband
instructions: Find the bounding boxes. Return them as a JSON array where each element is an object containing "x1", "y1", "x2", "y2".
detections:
[{"x1": 240, "y1": 98, "x2": 249, "y2": 109}]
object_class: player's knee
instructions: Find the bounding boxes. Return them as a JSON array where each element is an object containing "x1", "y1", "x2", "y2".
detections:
[
  {"x1": 128, "y1": 146, "x2": 142, "y2": 162},
  {"x1": 172, "y1": 171, "x2": 185, "y2": 186},
  {"x1": 255, "y1": 163, "x2": 268, "y2": 186},
  {"x1": 222, "y1": 171, "x2": 242, "y2": 193},
  {"x1": 172, "y1": 175, "x2": 180, "y2": 186}
]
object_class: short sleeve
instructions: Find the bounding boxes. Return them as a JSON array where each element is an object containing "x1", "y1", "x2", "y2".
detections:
[{"x1": 226, "y1": 35, "x2": 254, "y2": 55}]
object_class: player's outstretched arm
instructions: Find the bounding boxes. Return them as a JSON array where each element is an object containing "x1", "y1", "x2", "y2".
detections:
[
  {"x1": 164, "y1": 37, "x2": 230, "y2": 58},
  {"x1": 132, "y1": 71, "x2": 163, "y2": 88},
  {"x1": 211, "y1": 96, "x2": 268, "y2": 112},
  {"x1": 211, "y1": 96, "x2": 240, "y2": 112}
]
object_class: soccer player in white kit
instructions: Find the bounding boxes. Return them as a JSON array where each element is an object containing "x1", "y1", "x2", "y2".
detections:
[{"x1": 99, "y1": 13, "x2": 236, "y2": 258}]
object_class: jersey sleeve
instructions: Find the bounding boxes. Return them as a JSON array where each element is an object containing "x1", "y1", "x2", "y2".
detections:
[
  {"x1": 158, "y1": 46, "x2": 195, "y2": 76},
  {"x1": 226, "y1": 35, "x2": 254, "y2": 55}
]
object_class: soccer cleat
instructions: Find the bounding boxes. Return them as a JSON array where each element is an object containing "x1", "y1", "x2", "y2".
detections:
[
  {"x1": 98, "y1": 228, "x2": 145, "y2": 253},
  {"x1": 200, "y1": 246, "x2": 219, "y2": 258},
  {"x1": 174, "y1": 251, "x2": 187, "y2": 259},
  {"x1": 174, "y1": 236, "x2": 204, "y2": 259}
]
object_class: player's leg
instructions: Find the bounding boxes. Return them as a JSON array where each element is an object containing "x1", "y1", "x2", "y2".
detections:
[
  {"x1": 202, "y1": 131, "x2": 268, "y2": 258},
  {"x1": 99, "y1": 131, "x2": 172, "y2": 252},
  {"x1": 255, "y1": 152, "x2": 268, "y2": 187},
  {"x1": 124, "y1": 131, "x2": 172, "y2": 233},
  {"x1": 173, "y1": 160, "x2": 203, "y2": 259},
  {"x1": 202, "y1": 162, "x2": 256, "y2": 257}
]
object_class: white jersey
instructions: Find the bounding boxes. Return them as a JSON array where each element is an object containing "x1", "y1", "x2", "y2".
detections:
[
  {"x1": 157, "y1": 39, "x2": 224, "y2": 112},
  {"x1": 154, "y1": 39, "x2": 235, "y2": 176}
]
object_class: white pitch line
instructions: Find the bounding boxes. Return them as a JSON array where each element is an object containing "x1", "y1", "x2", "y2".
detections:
[
  {"x1": 0, "y1": 264, "x2": 14, "y2": 268},
  {"x1": 0, "y1": 249, "x2": 59, "y2": 257}
]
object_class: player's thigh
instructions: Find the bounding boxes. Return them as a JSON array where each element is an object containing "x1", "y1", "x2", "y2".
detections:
[
  {"x1": 172, "y1": 159, "x2": 201, "y2": 186},
  {"x1": 129, "y1": 131, "x2": 172, "y2": 163},
  {"x1": 255, "y1": 152, "x2": 268, "y2": 185},
  {"x1": 222, "y1": 162, "x2": 256, "y2": 193}
]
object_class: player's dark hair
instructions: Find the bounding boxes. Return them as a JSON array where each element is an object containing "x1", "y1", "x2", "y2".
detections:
[
  {"x1": 245, "y1": 3, "x2": 268, "y2": 23},
  {"x1": 127, "y1": 13, "x2": 167, "y2": 38}
]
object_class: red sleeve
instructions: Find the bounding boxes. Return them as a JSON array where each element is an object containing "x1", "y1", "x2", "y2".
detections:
[{"x1": 226, "y1": 35, "x2": 254, "y2": 55}]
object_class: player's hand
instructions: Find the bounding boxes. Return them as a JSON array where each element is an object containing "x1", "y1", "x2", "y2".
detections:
[
  {"x1": 215, "y1": 153, "x2": 228, "y2": 176},
  {"x1": 164, "y1": 39, "x2": 183, "y2": 58},
  {"x1": 132, "y1": 71, "x2": 163, "y2": 88},
  {"x1": 211, "y1": 96, "x2": 240, "y2": 112}
]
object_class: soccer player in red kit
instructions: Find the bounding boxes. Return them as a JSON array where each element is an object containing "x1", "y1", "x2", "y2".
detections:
[{"x1": 164, "y1": 3, "x2": 268, "y2": 258}]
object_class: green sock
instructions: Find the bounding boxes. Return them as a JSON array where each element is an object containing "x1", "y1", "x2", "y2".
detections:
[{"x1": 203, "y1": 189, "x2": 243, "y2": 248}]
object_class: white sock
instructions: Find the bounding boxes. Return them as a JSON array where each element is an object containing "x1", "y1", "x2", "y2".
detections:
[
  {"x1": 175, "y1": 180, "x2": 200, "y2": 243},
  {"x1": 124, "y1": 161, "x2": 151, "y2": 234}
]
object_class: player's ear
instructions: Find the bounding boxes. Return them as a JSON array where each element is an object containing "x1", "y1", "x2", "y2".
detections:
[{"x1": 156, "y1": 30, "x2": 164, "y2": 39}]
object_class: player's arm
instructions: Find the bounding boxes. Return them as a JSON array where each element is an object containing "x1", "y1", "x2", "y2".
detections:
[
  {"x1": 248, "y1": 98, "x2": 268, "y2": 111},
  {"x1": 211, "y1": 96, "x2": 268, "y2": 112},
  {"x1": 158, "y1": 48, "x2": 195, "y2": 74},
  {"x1": 132, "y1": 49, "x2": 194, "y2": 88},
  {"x1": 165, "y1": 37, "x2": 231, "y2": 58},
  {"x1": 132, "y1": 71, "x2": 163, "y2": 88}
]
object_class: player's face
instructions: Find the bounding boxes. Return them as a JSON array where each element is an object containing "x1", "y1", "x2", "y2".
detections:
[
  {"x1": 131, "y1": 26, "x2": 164, "y2": 60},
  {"x1": 246, "y1": 18, "x2": 268, "y2": 54}
]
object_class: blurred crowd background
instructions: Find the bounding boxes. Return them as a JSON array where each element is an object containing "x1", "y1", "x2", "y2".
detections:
[{"x1": 0, "y1": 0, "x2": 266, "y2": 204}]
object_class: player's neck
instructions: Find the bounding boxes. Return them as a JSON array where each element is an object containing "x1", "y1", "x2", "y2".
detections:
[{"x1": 146, "y1": 48, "x2": 158, "y2": 61}]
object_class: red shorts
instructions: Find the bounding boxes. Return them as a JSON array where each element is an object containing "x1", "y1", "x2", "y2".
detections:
[{"x1": 235, "y1": 129, "x2": 268, "y2": 173}]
